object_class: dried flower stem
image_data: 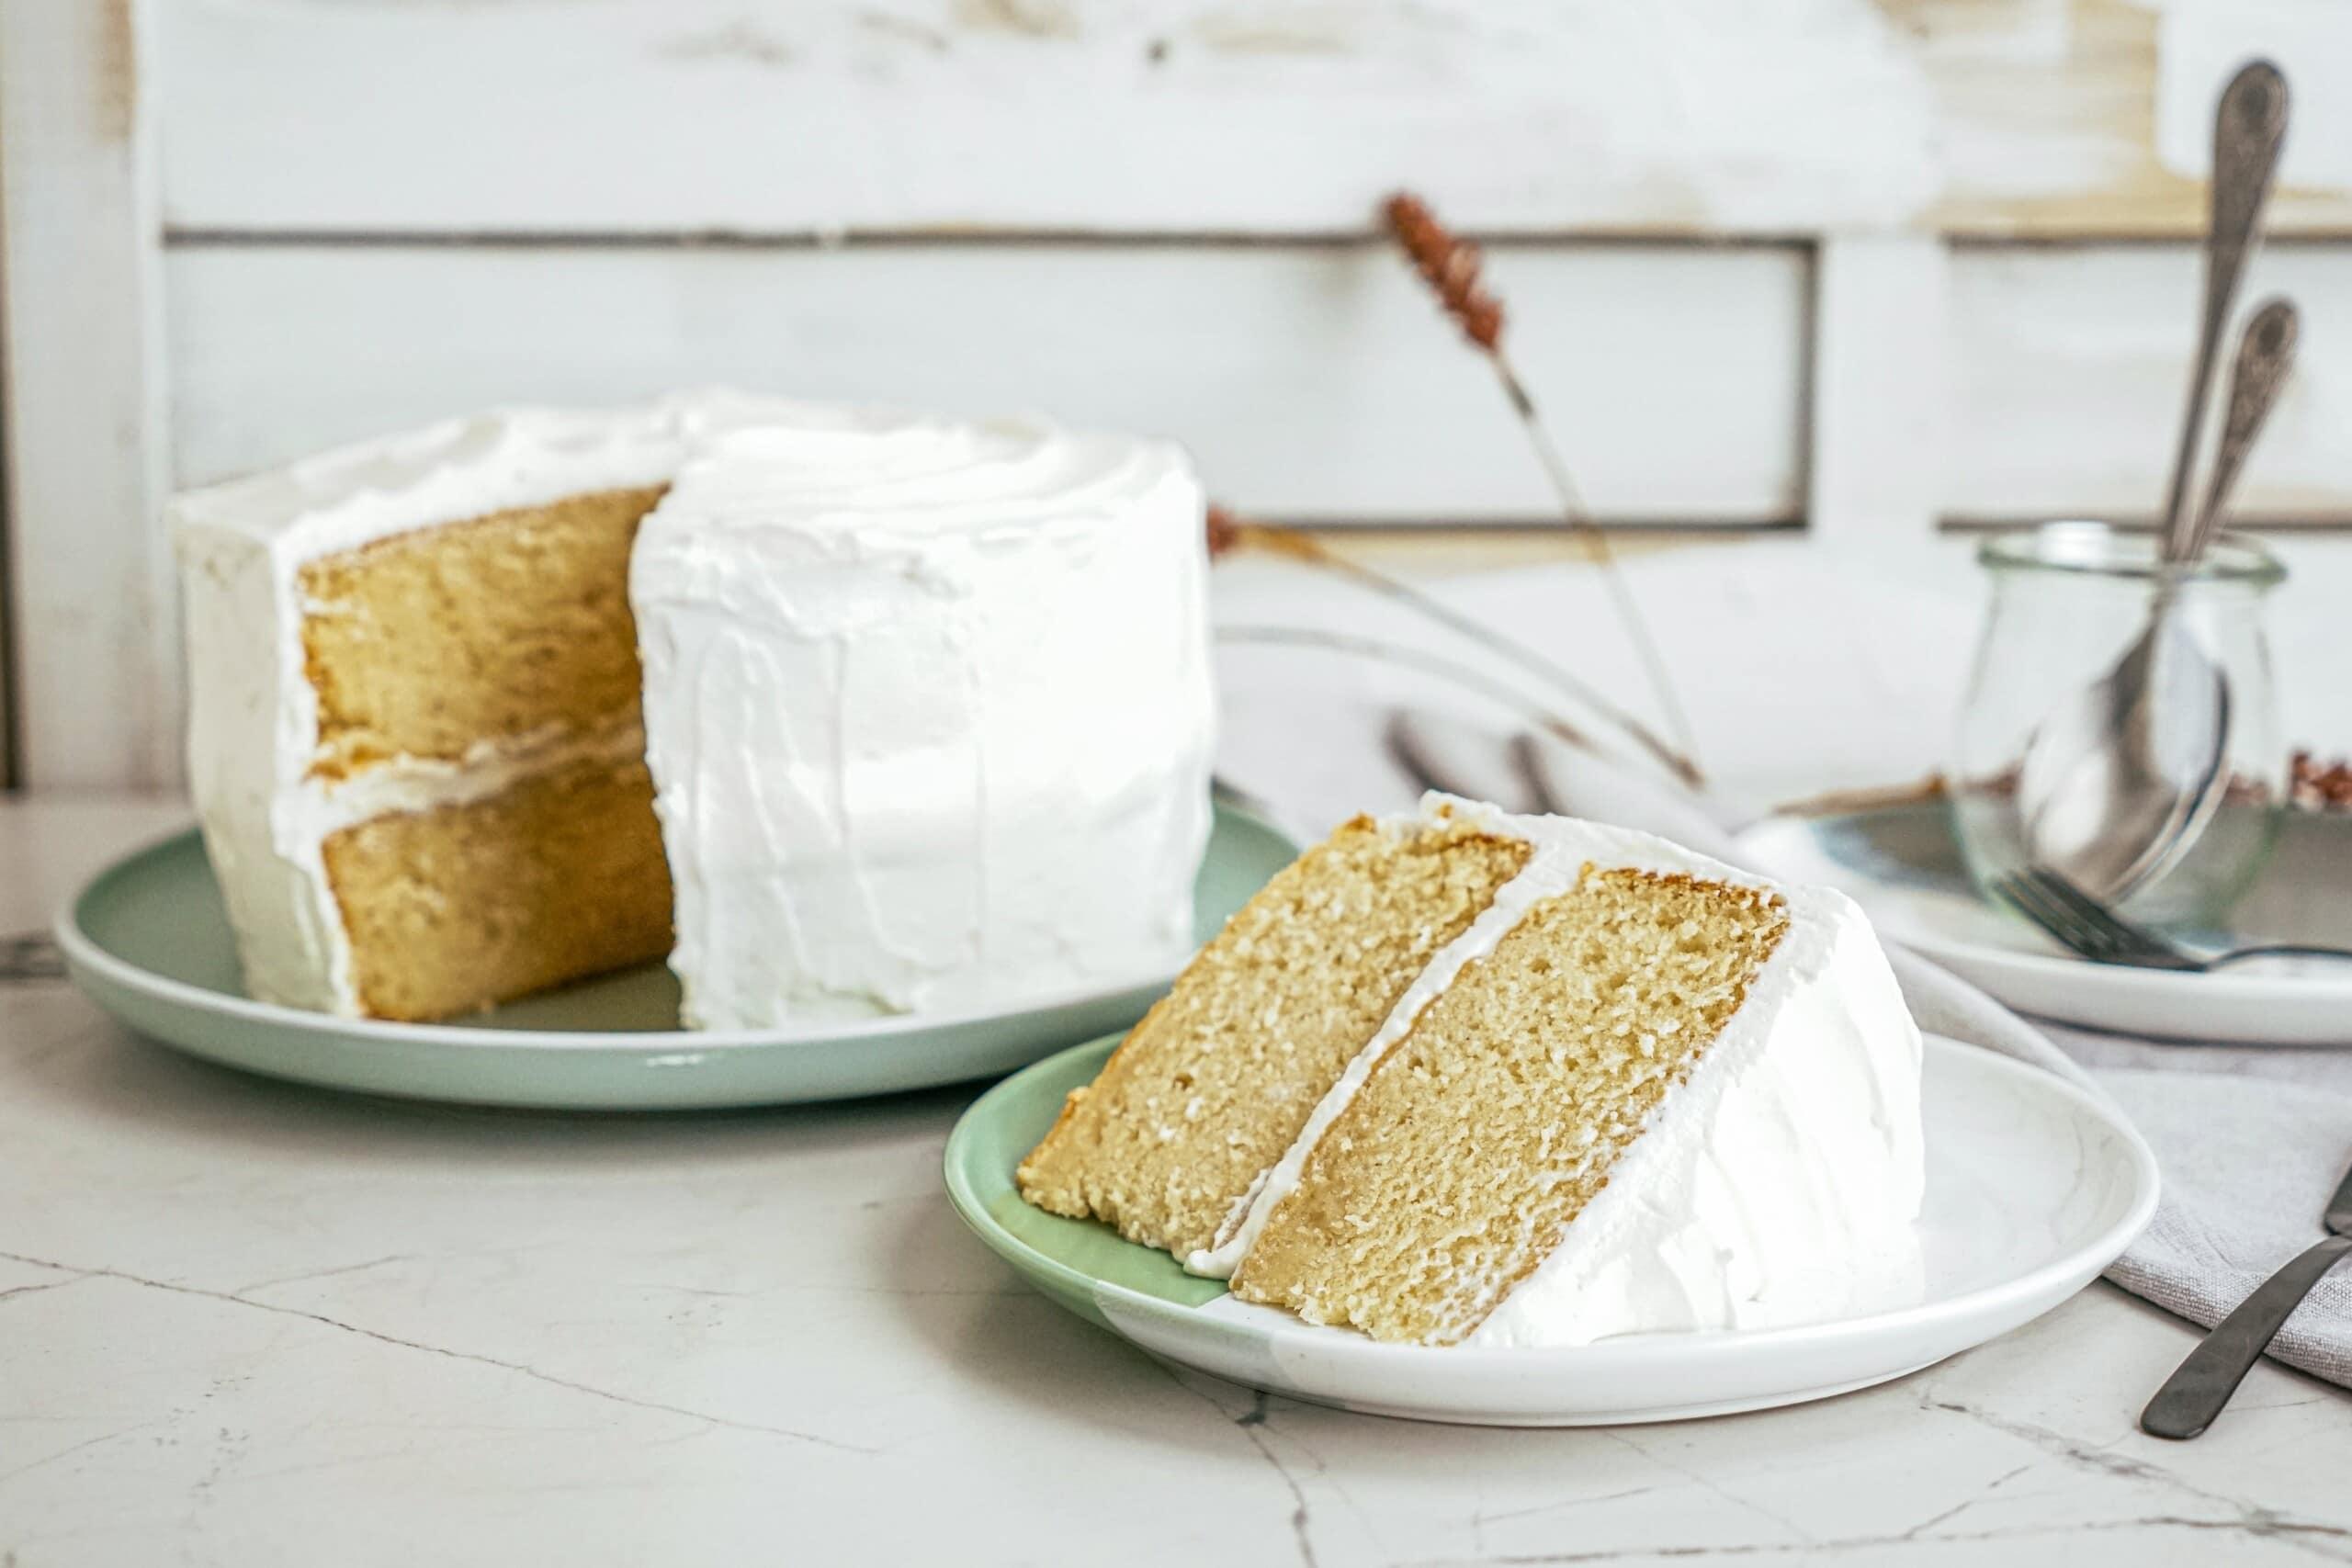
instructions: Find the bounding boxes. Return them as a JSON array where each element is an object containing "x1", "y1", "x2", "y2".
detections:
[
  {"x1": 1217, "y1": 624, "x2": 1600, "y2": 759},
  {"x1": 1208, "y1": 508, "x2": 1699, "y2": 787},
  {"x1": 1383, "y1": 192, "x2": 1702, "y2": 784},
  {"x1": 1385, "y1": 194, "x2": 1505, "y2": 349}
]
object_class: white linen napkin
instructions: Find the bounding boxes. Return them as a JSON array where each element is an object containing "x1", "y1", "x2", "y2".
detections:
[{"x1": 1391, "y1": 712, "x2": 2352, "y2": 1393}]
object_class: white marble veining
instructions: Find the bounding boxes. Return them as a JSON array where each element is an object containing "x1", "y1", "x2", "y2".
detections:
[{"x1": 3, "y1": 798, "x2": 2348, "y2": 1567}]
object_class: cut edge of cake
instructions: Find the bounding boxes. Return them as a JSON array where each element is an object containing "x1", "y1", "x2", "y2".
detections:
[
  {"x1": 1021, "y1": 793, "x2": 1927, "y2": 1348},
  {"x1": 1014, "y1": 805, "x2": 1535, "y2": 1258},
  {"x1": 174, "y1": 400, "x2": 715, "y2": 1018}
]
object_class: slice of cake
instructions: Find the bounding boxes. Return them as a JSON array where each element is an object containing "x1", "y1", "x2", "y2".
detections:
[
  {"x1": 1019, "y1": 795, "x2": 1925, "y2": 1347},
  {"x1": 175, "y1": 395, "x2": 1216, "y2": 1026}
]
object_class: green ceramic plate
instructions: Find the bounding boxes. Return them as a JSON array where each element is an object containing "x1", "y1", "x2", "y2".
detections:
[
  {"x1": 57, "y1": 802, "x2": 1296, "y2": 1111},
  {"x1": 944, "y1": 1034, "x2": 1229, "y2": 1331},
  {"x1": 944, "y1": 1033, "x2": 2161, "y2": 1426}
]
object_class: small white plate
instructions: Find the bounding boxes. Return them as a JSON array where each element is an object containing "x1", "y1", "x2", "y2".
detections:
[
  {"x1": 947, "y1": 1033, "x2": 2158, "y2": 1426},
  {"x1": 1738, "y1": 805, "x2": 2352, "y2": 1045}
]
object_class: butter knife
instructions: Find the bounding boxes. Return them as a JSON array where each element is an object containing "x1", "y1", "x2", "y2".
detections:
[{"x1": 2142, "y1": 1154, "x2": 2352, "y2": 1438}]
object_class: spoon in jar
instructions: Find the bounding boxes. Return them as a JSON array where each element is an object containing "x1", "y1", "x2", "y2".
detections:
[
  {"x1": 2022, "y1": 299, "x2": 2300, "y2": 897},
  {"x1": 2017, "y1": 61, "x2": 2289, "y2": 899},
  {"x1": 2182, "y1": 298, "x2": 2300, "y2": 567}
]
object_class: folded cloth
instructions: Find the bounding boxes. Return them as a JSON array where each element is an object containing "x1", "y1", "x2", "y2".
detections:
[
  {"x1": 1388, "y1": 712, "x2": 2352, "y2": 1393},
  {"x1": 2099, "y1": 1071, "x2": 2352, "y2": 1389}
]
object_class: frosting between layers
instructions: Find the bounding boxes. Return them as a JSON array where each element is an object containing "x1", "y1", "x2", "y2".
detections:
[
  {"x1": 1188, "y1": 794, "x2": 1927, "y2": 1348},
  {"x1": 175, "y1": 392, "x2": 853, "y2": 1016},
  {"x1": 632, "y1": 411, "x2": 1215, "y2": 1028}
]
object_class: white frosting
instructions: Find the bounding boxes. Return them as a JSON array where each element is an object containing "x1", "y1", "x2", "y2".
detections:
[
  {"x1": 175, "y1": 391, "x2": 1213, "y2": 1026},
  {"x1": 1188, "y1": 794, "x2": 1926, "y2": 1347},
  {"x1": 631, "y1": 409, "x2": 1215, "y2": 1028}
]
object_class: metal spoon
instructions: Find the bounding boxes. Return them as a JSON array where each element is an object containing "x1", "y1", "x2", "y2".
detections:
[
  {"x1": 2025, "y1": 299, "x2": 2300, "y2": 897},
  {"x1": 2186, "y1": 297, "x2": 2300, "y2": 564},
  {"x1": 2143, "y1": 297, "x2": 2302, "y2": 874},
  {"x1": 2017, "y1": 61, "x2": 2289, "y2": 899}
]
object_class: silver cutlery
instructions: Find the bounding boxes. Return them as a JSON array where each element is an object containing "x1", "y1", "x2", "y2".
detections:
[
  {"x1": 2141, "y1": 1155, "x2": 2352, "y2": 1438},
  {"x1": 0, "y1": 931, "x2": 66, "y2": 984},
  {"x1": 2018, "y1": 61, "x2": 2290, "y2": 901},
  {"x1": 2183, "y1": 297, "x2": 2300, "y2": 563},
  {"x1": 1384, "y1": 712, "x2": 1546, "y2": 816},
  {"x1": 1993, "y1": 865, "x2": 2352, "y2": 972}
]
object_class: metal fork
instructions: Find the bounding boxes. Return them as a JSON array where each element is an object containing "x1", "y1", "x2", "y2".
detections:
[{"x1": 1991, "y1": 867, "x2": 2352, "y2": 972}]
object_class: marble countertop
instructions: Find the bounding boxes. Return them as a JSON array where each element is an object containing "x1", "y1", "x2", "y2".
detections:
[{"x1": 5, "y1": 796, "x2": 2349, "y2": 1568}]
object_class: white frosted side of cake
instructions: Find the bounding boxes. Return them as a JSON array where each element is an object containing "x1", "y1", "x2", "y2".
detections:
[
  {"x1": 1191, "y1": 795, "x2": 1926, "y2": 1345},
  {"x1": 1465, "y1": 863, "x2": 1926, "y2": 1347},
  {"x1": 631, "y1": 408, "x2": 1216, "y2": 1029},
  {"x1": 172, "y1": 400, "x2": 710, "y2": 1014}
]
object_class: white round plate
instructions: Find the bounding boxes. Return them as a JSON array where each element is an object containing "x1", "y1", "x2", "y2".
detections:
[
  {"x1": 56, "y1": 803, "x2": 1297, "y2": 1111},
  {"x1": 946, "y1": 1032, "x2": 2158, "y2": 1426},
  {"x1": 1737, "y1": 805, "x2": 2352, "y2": 1045}
]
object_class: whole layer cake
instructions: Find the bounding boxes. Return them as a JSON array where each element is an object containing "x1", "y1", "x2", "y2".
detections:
[
  {"x1": 1018, "y1": 795, "x2": 1925, "y2": 1347},
  {"x1": 175, "y1": 393, "x2": 1214, "y2": 1025}
]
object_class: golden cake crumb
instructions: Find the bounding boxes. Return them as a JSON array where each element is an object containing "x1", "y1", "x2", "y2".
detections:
[
  {"x1": 322, "y1": 749, "x2": 673, "y2": 1021},
  {"x1": 1016, "y1": 814, "x2": 1532, "y2": 1258},
  {"x1": 300, "y1": 486, "x2": 666, "y2": 779},
  {"x1": 1228, "y1": 868, "x2": 1788, "y2": 1344}
]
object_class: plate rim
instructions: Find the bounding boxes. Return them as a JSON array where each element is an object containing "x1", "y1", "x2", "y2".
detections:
[
  {"x1": 944, "y1": 1031, "x2": 2162, "y2": 1369},
  {"x1": 55, "y1": 801, "x2": 1293, "y2": 1056},
  {"x1": 1734, "y1": 814, "x2": 2352, "y2": 1004}
]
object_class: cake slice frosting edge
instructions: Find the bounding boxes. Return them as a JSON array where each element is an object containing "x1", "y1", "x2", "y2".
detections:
[{"x1": 1193, "y1": 793, "x2": 1928, "y2": 1348}]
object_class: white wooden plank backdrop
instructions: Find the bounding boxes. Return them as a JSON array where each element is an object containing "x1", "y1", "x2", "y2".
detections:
[
  {"x1": 166, "y1": 239, "x2": 2352, "y2": 528},
  {"x1": 164, "y1": 243, "x2": 1809, "y2": 525},
  {"x1": 0, "y1": 0, "x2": 178, "y2": 791},
  {"x1": 153, "y1": 0, "x2": 2352, "y2": 239},
  {"x1": 1948, "y1": 242, "x2": 2352, "y2": 524},
  {"x1": 9, "y1": 0, "x2": 2352, "y2": 789}
]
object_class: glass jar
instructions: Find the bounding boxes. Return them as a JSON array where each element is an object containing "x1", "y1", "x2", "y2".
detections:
[{"x1": 1951, "y1": 521, "x2": 2288, "y2": 931}]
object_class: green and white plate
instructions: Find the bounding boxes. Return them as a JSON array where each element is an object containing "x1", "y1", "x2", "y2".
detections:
[
  {"x1": 56, "y1": 802, "x2": 1295, "y2": 1111},
  {"x1": 946, "y1": 1033, "x2": 2158, "y2": 1426}
]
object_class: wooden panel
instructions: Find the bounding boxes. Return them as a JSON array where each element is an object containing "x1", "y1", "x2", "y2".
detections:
[
  {"x1": 154, "y1": 0, "x2": 2352, "y2": 240},
  {"x1": 164, "y1": 242, "x2": 1809, "y2": 525},
  {"x1": 1809, "y1": 235, "x2": 1948, "y2": 550},
  {"x1": 0, "y1": 0, "x2": 179, "y2": 791},
  {"x1": 1913, "y1": 0, "x2": 2352, "y2": 238},
  {"x1": 0, "y1": 370, "x2": 12, "y2": 786},
  {"x1": 1945, "y1": 242, "x2": 2352, "y2": 525}
]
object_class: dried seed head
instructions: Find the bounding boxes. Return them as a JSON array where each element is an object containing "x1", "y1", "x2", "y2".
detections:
[{"x1": 1385, "y1": 192, "x2": 1504, "y2": 350}]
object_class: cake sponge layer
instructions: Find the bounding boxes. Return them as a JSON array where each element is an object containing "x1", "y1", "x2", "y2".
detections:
[
  {"x1": 1016, "y1": 812, "x2": 1532, "y2": 1259},
  {"x1": 1227, "y1": 868, "x2": 1791, "y2": 1344},
  {"x1": 322, "y1": 751, "x2": 673, "y2": 1021},
  {"x1": 300, "y1": 486, "x2": 665, "y2": 777}
]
